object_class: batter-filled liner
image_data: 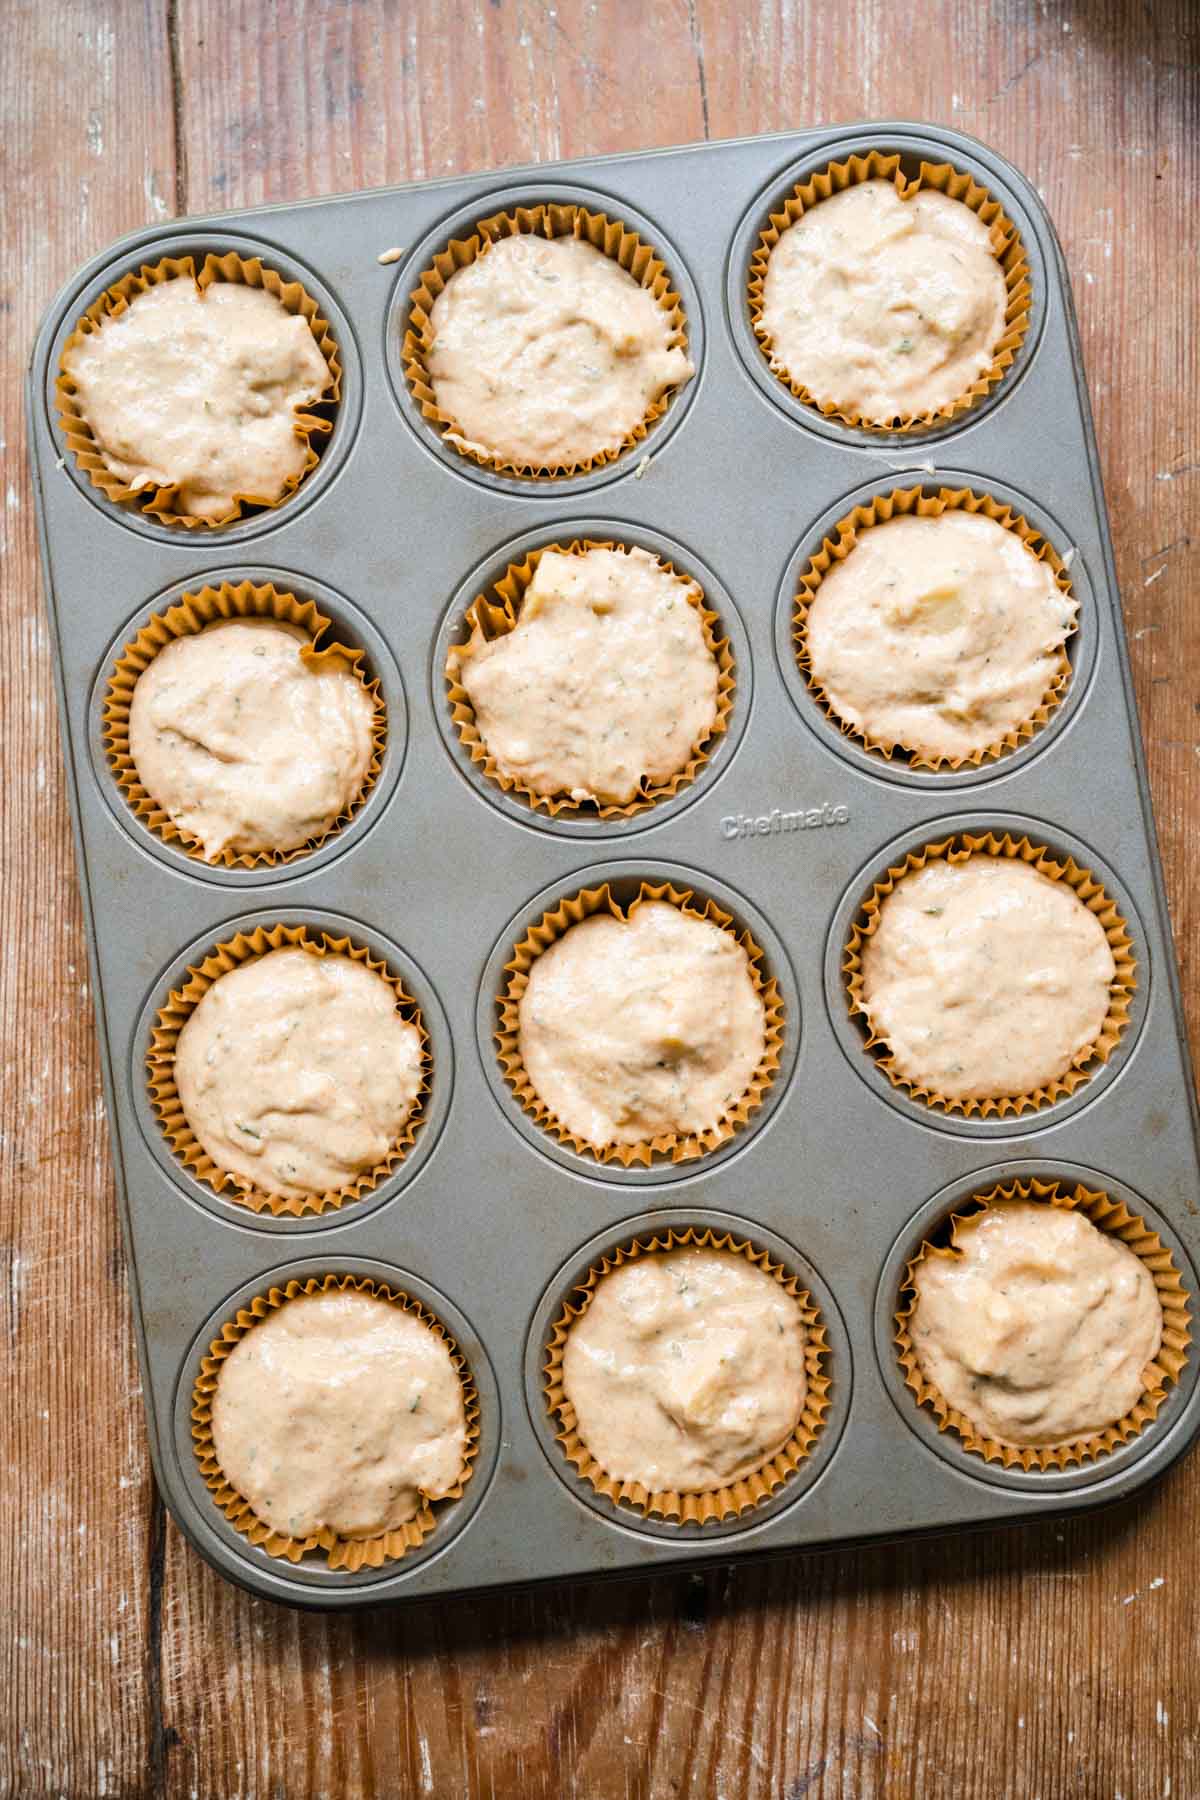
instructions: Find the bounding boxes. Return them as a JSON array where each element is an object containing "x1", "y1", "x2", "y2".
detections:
[
  {"x1": 794, "y1": 486, "x2": 1074, "y2": 770},
  {"x1": 104, "y1": 580, "x2": 384, "y2": 869},
  {"x1": 56, "y1": 252, "x2": 340, "y2": 527},
  {"x1": 496, "y1": 881, "x2": 785, "y2": 1167},
  {"x1": 403, "y1": 202, "x2": 691, "y2": 478},
  {"x1": 843, "y1": 831, "x2": 1136, "y2": 1118},
  {"x1": 147, "y1": 924, "x2": 430, "y2": 1217},
  {"x1": 544, "y1": 1226, "x2": 830, "y2": 1522},
  {"x1": 747, "y1": 150, "x2": 1031, "y2": 432},
  {"x1": 895, "y1": 1178, "x2": 1191, "y2": 1470},
  {"x1": 445, "y1": 538, "x2": 734, "y2": 818},
  {"x1": 191, "y1": 1272, "x2": 479, "y2": 1568}
]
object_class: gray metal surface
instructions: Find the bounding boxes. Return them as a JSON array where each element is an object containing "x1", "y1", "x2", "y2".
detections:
[{"x1": 26, "y1": 120, "x2": 1200, "y2": 1611}]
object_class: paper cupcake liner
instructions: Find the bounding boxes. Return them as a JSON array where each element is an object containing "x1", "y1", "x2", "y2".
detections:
[
  {"x1": 794, "y1": 485, "x2": 1076, "y2": 771},
  {"x1": 747, "y1": 150, "x2": 1032, "y2": 432},
  {"x1": 544, "y1": 1227, "x2": 831, "y2": 1522},
  {"x1": 147, "y1": 924, "x2": 430, "y2": 1216},
  {"x1": 445, "y1": 539, "x2": 735, "y2": 818},
  {"x1": 56, "y1": 251, "x2": 340, "y2": 528},
  {"x1": 403, "y1": 203, "x2": 690, "y2": 478},
  {"x1": 104, "y1": 580, "x2": 384, "y2": 869},
  {"x1": 192, "y1": 1272, "x2": 480, "y2": 1568},
  {"x1": 496, "y1": 881, "x2": 784, "y2": 1167},
  {"x1": 844, "y1": 831, "x2": 1136, "y2": 1118},
  {"x1": 895, "y1": 1178, "x2": 1191, "y2": 1471}
]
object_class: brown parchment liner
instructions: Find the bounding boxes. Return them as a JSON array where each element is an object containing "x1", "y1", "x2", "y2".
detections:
[
  {"x1": 748, "y1": 151, "x2": 1032, "y2": 432},
  {"x1": 56, "y1": 252, "x2": 341, "y2": 528},
  {"x1": 496, "y1": 882, "x2": 784, "y2": 1167},
  {"x1": 543, "y1": 1228, "x2": 830, "y2": 1523},
  {"x1": 403, "y1": 203, "x2": 691, "y2": 477},
  {"x1": 895, "y1": 1179, "x2": 1192, "y2": 1471},
  {"x1": 844, "y1": 832, "x2": 1136, "y2": 1119},
  {"x1": 104, "y1": 580, "x2": 385, "y2": 869},
  {"x1": 445, "y1": 539, "x2": 735, "y2": 818},
  {"x1": 192, "y1": 1273, "x2": 480, "y2": 1568},
  {"x1": 147, "y1": 925, "x2": 430, "y2": 1216},
  {"x1": 795, "y1": 486, "x2": 1076, "y2": 771}
]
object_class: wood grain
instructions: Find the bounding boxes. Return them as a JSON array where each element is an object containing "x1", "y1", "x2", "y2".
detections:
[
  {"x1": 3, "y1": 1, "x2": 1198, "y2": 1795},
  {"x1": 1, "y1": 3, "x2": 176, "y2": 1796}
]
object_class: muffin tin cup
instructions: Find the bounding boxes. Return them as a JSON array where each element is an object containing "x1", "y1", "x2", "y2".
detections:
[
  {"x1": 874, "y1": 1164, "x2": 1200, "y2": 1495},
  {"x1": 494, "y1": 875, "x2": 786, "y2": 1170},
  {"x1": 525, "y1": 1210, "x2": 852, "y2": 1541},
  {"x1": 102, "y1": 577, "x2": 386, "y2": 872},
  {"x1": 90, "y1": 570, "x2": 407, "y2": 886},
  {"x1": 478, "y1": 861, "x2": 801, "y2": 1187},
  {"x1": 173, "y1": 1257, "x2": 500, "y2": 1595},
  {"x1": 29, "y1": 123, "x2": 1200, "y2": 1608},
  {"x1": 893, "y1": 1176, "x2": 1191, "y2": 1473},
  {"x1": 792, "y1": 484, "x2": 1076, "y2": 773},
  {"x1": 402, "y1": 197, "x2": 693, "y2": 481},
  {"x1": 741, "y1": 143, "x2": 1031, "y2": 437},
  {"x1": 542, "y1": 1224, "x2": 831, "y2": 1525},
  {"x1": 832, "y1": 818, "x2": 1142, "y2": 1131},
  {"x1": 44, "y1": 230, "x2": 363, "y2": 544},
  {"x1": 444, "y1": 535, "x2": 735, "y2": 823},
  {"x1": 726, "y1": 126, "x2": 1046, "y2": 448},
  {"x1": 387, "y1": 182, "x2": 703, "y2": 495},
  {"x1": 774, "y1": 469, "x2": 1098, "y2": 791},
  {"x1": 435, "y1": 520, "x2": 751, "y2": 838},
  {"x1": 56, "y1": 250, "x2": 341, "y2": 530},
  {"x1": 191, "y1": 1270, "x2": 481, "y2": 1569},
  {"x1": 144, "y1": 919, "x2": 436, "y2": 1221}
]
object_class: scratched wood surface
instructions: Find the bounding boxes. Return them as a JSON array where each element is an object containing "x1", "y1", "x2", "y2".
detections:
[{"x1": 2, "y1": 1, "x2": 1198, "y2": 1795}]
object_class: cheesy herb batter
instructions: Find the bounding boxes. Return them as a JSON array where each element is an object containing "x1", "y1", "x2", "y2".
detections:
[
  {"x1": 860, "y1": 856, "x2": 1117, "y2": 1101},
  {"x1": 425, "y1": 233, "x2": 693, "y2": 468},
  {"x1": 761, "y1": 180, "x2": 1008, "y2": 423},
  {"x1": 62, "y1": 275, "x2": 332, "y2": 518},
  {"x1": 518, "y1": 901, "x2": 766, "y2": 1147},
  {"x1": 212, "y1": 1291, "x2": 467, "y2": 1539},
  {"x1": 910, "y1": 1201, "x2": 1162, "y2": 1447},
  {"x1": 806, "y1": 511, "x2": 1076, "y2": 761},
  {"x1": 563, "y1": 1248, "x2": 807, "y2": 1493},
  {"x1": 130, "y1": 619, "x2": 376, "y2": 861},
  {"x1": 175, "y1": 948, "x2": 423, "y2": 1200},
  {"x1": 452, "y1": 546, "x2": 720, "y2": 805}
]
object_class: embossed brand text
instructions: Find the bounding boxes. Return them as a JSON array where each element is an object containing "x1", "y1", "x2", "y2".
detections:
[{"x1": 720, "y1": 803, "x2": 850, "y2": 840}]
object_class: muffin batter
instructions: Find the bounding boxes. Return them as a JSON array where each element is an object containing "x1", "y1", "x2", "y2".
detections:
[
  {"x1": 859, "y1": 856, "x2": 1117, "y2": 1101},
  {"x1": 805, "y1": 511, "x2": 1075, "y2": 761},
  {"x1": 175, "y1": 947, "x2": 423, "y2": 1200},
  {"x1": 760, "y1": 180, "x2": 1008, "y2": 422},
  {"x1": 212, "y1": 1290, "x2": 468, "y2": 1538},
  {"x1": 62, "y1": 275, "x2": 332, "y2": 518},
  {"x1": 452, "y1": 546, "x2": 720, "y2": 805},
  {"x1": 130, "y1": 619, "x2": 376, "y2": 861},
  {"x1": 425, "y1": 233, "x2": 693, "y2": 467},
  {"x1": 562, "y1": 1247, "x2": 807, "y2": 1492},
  {"x1": 518, "y1": 900, "x2": 766, "y2": 1146},
  {"x1": 910, "y1": 1200, "x2": 1162, "y2": 1447}
]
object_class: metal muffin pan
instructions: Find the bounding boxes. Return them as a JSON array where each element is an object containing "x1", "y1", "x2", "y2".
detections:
[{"x1": 28, "y1": 120, "x2": 1200, "y2": 1610}]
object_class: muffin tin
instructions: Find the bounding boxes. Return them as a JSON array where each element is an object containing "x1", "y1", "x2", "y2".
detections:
[{"x1": 28, "y1": 121, "x2": 1200, "y2": 1609}]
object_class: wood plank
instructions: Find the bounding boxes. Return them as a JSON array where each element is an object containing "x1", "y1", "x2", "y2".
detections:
[
  {"x1": 0, "y1": 2, "x2": 178, "y2": 1796},
  {"x1": 3, "y1": 0, "x2": 1198, "y2": 1794}
]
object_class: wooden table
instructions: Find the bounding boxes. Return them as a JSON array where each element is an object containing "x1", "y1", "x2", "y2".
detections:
[{"x1": 4, "y1": 3, "x2": 1197, "y2": 1794}]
